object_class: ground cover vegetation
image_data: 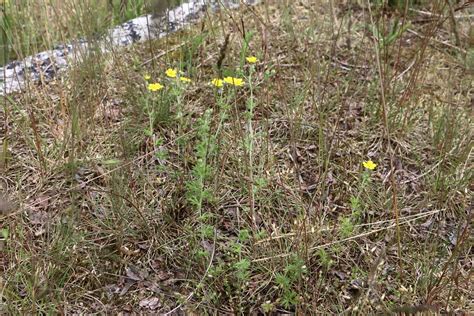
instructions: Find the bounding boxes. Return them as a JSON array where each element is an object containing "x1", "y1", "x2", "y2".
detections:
[{"x1": 0, "y1": 0, "x2": 472, "y2": 314}]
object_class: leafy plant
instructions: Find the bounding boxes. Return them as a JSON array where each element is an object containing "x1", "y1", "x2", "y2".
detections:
[
  {"x1": 369, "y1": 18, "x2": 411, "y2": 48},
  {"x1": 274, "y1": 255, "x2": 306, "y2": 309},
  {"x1": 186, "y1": 109, "x2": 215, "y2": 214}
]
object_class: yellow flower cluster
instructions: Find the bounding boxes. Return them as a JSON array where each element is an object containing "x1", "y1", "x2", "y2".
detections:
[
  {"x1": 147, "y1": 82, "x2": 163, "y2": 92},
  {"x1": 246, "y1": 56, "x2": 258, "y2": 64},
  {"x1": 165, "y1": 68, "x2": 177, "y2": 78},
  {"x1": 209, "y1": 56, "x2": 259, "y2": 88},
  {"x1": 211, "y1": 78, "x2": 224, "y2": 88},
  {"x1": 224, "y1": 76, "x2": 244, "y2": 86},
  {"x1": 145, "y1": 68, "x2": 193, "y2": 92},
  {"x1": 146, "y1": 54, "x2": 259, "y2": 91},
  {"x1": 211, "y1": 76, "x2": 244, "y2": 88},
  {"x1": 363, "y1": 160, "x2": 377, "y2": 170},
  {"x1": 166, "y1": 68, "x2": 192, "y2": 83}
]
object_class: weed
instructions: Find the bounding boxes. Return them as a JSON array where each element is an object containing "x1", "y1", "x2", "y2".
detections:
[{"x1": 186, "y1": 108, "x2": 215, "y2": 214}]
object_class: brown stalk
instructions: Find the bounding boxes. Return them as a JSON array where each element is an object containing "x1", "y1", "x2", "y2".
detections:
[{"x1": 366, "y1": 0, "x2": 403, "y2": 282}]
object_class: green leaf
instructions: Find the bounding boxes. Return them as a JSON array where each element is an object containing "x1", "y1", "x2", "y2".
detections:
[
  {"x1": 1, "y1": 228, "x2": 9, "y2": 239},
  {"x1": 143, "y1": 128, "x2": 153, "y2": 137},
  {"x1": 102, "y1": 159, "x2": 121, "y2": 166}
]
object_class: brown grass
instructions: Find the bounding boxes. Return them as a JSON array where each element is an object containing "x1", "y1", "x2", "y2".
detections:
[{"x1": 1, "y1": 0, "x2": 472, "y2": 314}]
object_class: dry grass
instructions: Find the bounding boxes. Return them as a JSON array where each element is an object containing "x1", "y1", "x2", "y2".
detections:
[{"x1": 1, "y1": 0, "x2": 473, "y2": 314}]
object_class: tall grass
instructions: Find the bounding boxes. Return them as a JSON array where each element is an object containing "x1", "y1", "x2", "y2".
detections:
[{"x1": 0, "y1": 0, "x2": 147, "y2": 65}]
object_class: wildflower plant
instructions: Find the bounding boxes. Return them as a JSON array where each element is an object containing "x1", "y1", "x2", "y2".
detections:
[
  {"x1": 186, "y1": 109, "x2": 215, "y2": 214},
  {"x1": 341, "y1": 159, "x2": 379, "y2": 238},
  {"x1": 162, "y1": 67, "x2": 194, "y2": 152},
  {"x1": 141, "y1": 67, "x2": 193, "y2": 152},
  {"x1": 362, "y1": 159, "x2": 377, "y2": 186},
  {"x1": 275, "y1": 255, "x2": 306, "y2": 309},
  {"x1": 142, "y1": 74, "x2": 166, "y2": 140},
  {"x1": 202, "y1": 51, "x2": 267, "y2": 306},
  {"x1": 243, "y1": 54, "x2": 258, "y2": 228},
  {"x1": 239, "y1": 31, "x2": 256, "y2": 69}
]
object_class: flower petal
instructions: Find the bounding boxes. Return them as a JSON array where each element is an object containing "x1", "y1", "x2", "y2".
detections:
[
  {"x1": 211, "y1": 78, "x2": 223, "y2": 87},
  {"x1": 165, "y1": 68, "x2": 177, "y2": 78},
  {"x1": 363, "y1": 160, "x2": 377, "y2": 170},
  {"x1": 223, "y1": 76, "x2": 244, "y2": 86},
  {"x1": 246, "y1": 56, "x2": 258, "y2": 63},
  {"x1": 148, "y1": 82, "x2": 164, "y2": 91}
]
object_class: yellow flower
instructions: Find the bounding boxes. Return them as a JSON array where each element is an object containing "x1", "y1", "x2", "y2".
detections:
[
  {"x1": 144, "y1": 74, "x2": 151, "y2": 81},
  {"x1": 147, "y1": 82, "x2": 164, "y2": 92},
  {"x1": 180, "y1": 76, "x2": 192, "y2": 83},
  {"x1": 363, "y1": 160, "x2": 377, "y2": 170},
  {"x1": 246, "y1": 56, "x2": 258, "y2": 64},
  {"x1": 211, "y1": 78, "x2": 224, "y2": 88},
  {"x1": 165, "y1": 68, "x2": 177, "y2": 78},
  {"x1": 223, "y1": 76, "x2": 244, "y2": 87}
]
